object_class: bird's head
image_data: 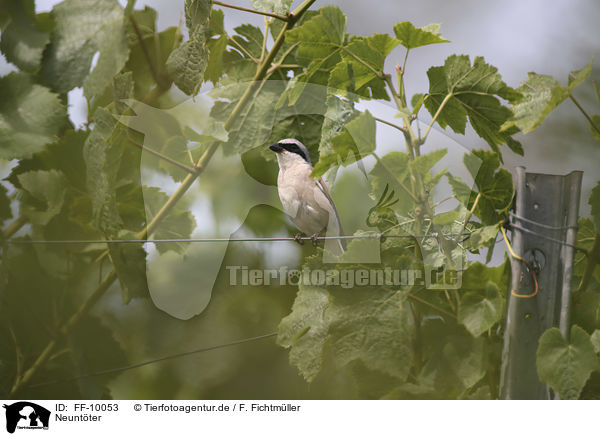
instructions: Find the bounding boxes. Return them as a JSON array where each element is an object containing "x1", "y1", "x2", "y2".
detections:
[{"x1": 269, "y1": 138, "x2": 312, "y2": 168}]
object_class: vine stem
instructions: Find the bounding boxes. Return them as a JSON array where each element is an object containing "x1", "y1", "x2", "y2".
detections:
[
  {"x1": 3, "y1": 216, "x2": 27, "y2": 239},
  {"x1": 129, "y1": 141, "x2": 196, "y2": 174},
  {"x1": 129, "y1": 15, "x2": 169, "y2": 90},
  {"x1": 460, "y1": 192, "x2": 482, "y2": 234},
  {"x1": 421, "y1": 92, "x2": 453, "y2": 142},
  {"x1": 212, "y1": 0, "x2": 290, "y2": 22},
  {"x1": 577, "y1": 234, "x2": 600, "y2": 293},
  {"x1": 7, "y1": 0, "x2": 318, "y2": 399},
  {"x1": 373, "y1": 116, "x2": 406, "y2": 133},
  {"x1": 569, "y1": 94, "x2": 600, "y2": 137}
]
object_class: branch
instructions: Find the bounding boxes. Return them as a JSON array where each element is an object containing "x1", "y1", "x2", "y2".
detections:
[
  {"x1": 129, "y1": 15, "x2": 170, "y2": 89},
  {"x1": 460, "y1": 192, "x2": 482, "y2": 234},
  {"x1": 570, "y1": 94, "x2": 600, "y2": 137},
  {"x1": 577, "y1": 234, "x2": 600, "y2": 293},
  {"x1": 421, "y1": 92, "x2": 453, "y2": 142},
  {"x1": 212, "y1": 0, "x2": 290, "y2": 22},
  {"x1": 3, "y1": 216, "x2": 27, "y2": 239},
  {"x1": 340, "y1": 46, "x2": 385, "y2": 80},
  {"x1": 129, "y1": 140, "x2": 196, "y2": 174},
  {"x1": 7, "y1": 0, "x2": 319, "y2": 399},
  {"x1": 373, "y1": 116, "x2": 406, "y2": 133}
]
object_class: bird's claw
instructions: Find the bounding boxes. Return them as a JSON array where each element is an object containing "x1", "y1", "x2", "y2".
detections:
[
  {"x1": 293, "y1": 233, "x2": 305, "y2": 245},
  {"x1": 310, "y1": 233, "x2": 320, "y2": 247}
]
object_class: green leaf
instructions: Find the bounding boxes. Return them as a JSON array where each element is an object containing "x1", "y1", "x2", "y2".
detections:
[
  {"x1": 591, "y1": 330, "x2": 600, "y2": 354},
  {"x1": 425, "y1": 55, "x2": 521, "y2": 155},
  {"x1": 447, "y1": 150, "x2": 513, "y2": 225},
  {"x1": 41, "y1": 0, "x2": 130, "y2": 98},
  {"x1": 205, "y1": 10, "x2": 228, "y2": 84},
  {"x1": 0, "y1": 0, "x2": 50, "y2": 71},
  {"x1": 142, "y1": 187, "x2": 197, "y2": 254},
  {"x1": 83, "y1": 107, "x2": 123, "y2": 235},
  {"x1": 462, "y1": 223, "x2": 501, "y2": 250},
  {"x1": 68, "y1": 315, "x2": 128, "y2": 398},
  {"x1": 277, "y1": 286, "x2": 329, "y2": 382},
  {"x1": 501, "y1": 73, "x2": 569, "y2": 134},
  {"x1": 167, "y1": 0, "x2": 212, "y2": 95},
  {"x1": 0, "y1": 72, "x2": 67, "y2": 160},
  {"x1": 410, "y1": 148, "x2": 447, "y2": 175},
  {"x1": 419, "y1": 333, "x2": 487, "y2": 397},
  {"x1": 108, "y1": 230, "x2": 150, "y2": 303},
  {"x1": 251, "y1": 0, "x2": 292, "y2": 13},
  {"x1": 568, "y1": 59, "x2": 593, "y2": 92},
  {"x1": 312, "y1": 110, "x2": 376, "y2": 177},
  {"x1": 17, "y1": 170, "x2": 67, "y2": 226},
  {"x1": 287, "y1": 6, "x2": 345, "y2": 60},
  {"x1": 458, "y1": 282, "x2": 504, "y2": 337},
  {"x1": 283, "y1": 6, "x2": 346, "y2": 92},
  {"x1": 211, "y1": 83, "x2": 279, "y2": 154},
  {"x1": 369, "y1": 152, "x2": 414, "y2": 216},
  {"x1": 328, "y1": 33, "x2": 399, "y2": 100},
  {"x1": 393, "y1": 21, "x2": 449, "y2": 49},
  {"x1": 167, "y1": 34, "x2": 209, "y2": 96},
  {"x1": 590, "y1": 181, "x2": 600, "y2": 230},
  {"x1": 326, "y1": 287, "x2": 414, "y2": 380},
  {"x1": 536, "y1": 326, "x2": 599, "y2": 399}
]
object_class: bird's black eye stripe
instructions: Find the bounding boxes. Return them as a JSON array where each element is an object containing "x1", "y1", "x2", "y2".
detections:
[{"x1": 280, "y1": 143, "x2": 309, "y2": 162}]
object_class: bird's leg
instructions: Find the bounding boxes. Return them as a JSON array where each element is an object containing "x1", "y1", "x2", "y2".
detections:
[
  {"x1": 293, "y1": 233, "x2": 306, "y2": 245},
  {"x1": 310, "y1": 232, "x2": 321, "y2": 247}
]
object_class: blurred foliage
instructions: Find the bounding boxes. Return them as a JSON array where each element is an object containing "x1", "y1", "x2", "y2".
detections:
[{"x1": 0, "y1": 0, "x2": 599, "y2": 400}]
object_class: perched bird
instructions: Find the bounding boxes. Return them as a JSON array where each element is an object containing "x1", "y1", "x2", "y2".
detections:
[{"x1": 269, "y1": 139, "x2": 345, "y2": 256}]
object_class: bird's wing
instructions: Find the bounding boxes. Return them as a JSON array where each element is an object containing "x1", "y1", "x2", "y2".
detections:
[{"x1": 316, "y1": 177, "x2": 346, "y2": 250}]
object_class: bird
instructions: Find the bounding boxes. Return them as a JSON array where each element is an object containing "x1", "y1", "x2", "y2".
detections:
[{"x1": 269, "y1": 138, "x2": 345, "y2": 256}]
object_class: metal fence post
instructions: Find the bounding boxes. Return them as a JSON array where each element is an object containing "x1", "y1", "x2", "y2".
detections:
[{"x1": 499, "y1": 168, "x2": 583, "y2": 400}]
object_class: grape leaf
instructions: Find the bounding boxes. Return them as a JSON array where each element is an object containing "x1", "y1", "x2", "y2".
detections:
[
  {"x1": 142, "y1": 187, "x2": 197, "y2": 254},
  {"x1": 210, "y1": 83, "x2": 280, "y2": 154},
  {"x1": 458, "y1": 282, "x2": 504, "y2": 337},
  {"x1": 425, "y1": 55, "x2": 522, "y2": 155},
  {"x1": 418, "y1": 333, "x2": 487, "y2": 397},
  {"x1": 205, "y1": 9, "x2": 228, "y2": 84},
  {"x1": 0, "y1": 0, "x2": 50, "y2": 71},
  {"x1": 251, "y1": 0, "x2": 292, "y2": 13},
  {"x1": 536, "y1": 326, "x2": 599, "y2": 399},
  {"x1": 41, "y1": 0, "x2": 129, "y2": 99},
  {"x1": 17, "y1": 170, "x2": 67, "y2": 226},
  {"x1": 447, "y1": 150, "x2": 513, "y2": 225},
  {"x1": 277, "y1": 285, "x2": 329, "y2": 382},
  {"x1": 68, "y1": 315, "x2": 128, "y2": 398},
  {"x1": 83, "y1": 107, "x2": 123, "y2": 235},
  {"x1": 284, "y1": 6, "x2": 346, "y2": 93},
  {"x1": 328, "y1": 33, "x2": 399, "y2": 100},
  {"x1": 0, "y1": 72, "x2": 67, "y2": 160},
  {"x1": 326, "y1": 286, "x2": 414, "y2": 380},
  {"x1": 502, "y1": 60, "x2": 593, "y2": 134},
  {"x1": 393, "y1": 21, "x2": 449, "y2": 49},
  {"x1": 167, "y1": 0, "x2": 212, "y2": 95},
  {"x1": 312, "y1": 110, "x2": 376, "y2": 177},
  {"x1": 108, "y1": 230, "x2": 150, "y2": 303}
]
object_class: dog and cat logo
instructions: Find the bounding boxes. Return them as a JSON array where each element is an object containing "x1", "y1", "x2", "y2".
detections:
[{"x1": 3, "y1": 402, "x2": 50, "y2": 433}]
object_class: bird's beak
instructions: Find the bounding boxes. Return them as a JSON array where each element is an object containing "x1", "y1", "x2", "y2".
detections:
[{"x1": 269, "y1": 143, "x2": 283, "y2": 153}]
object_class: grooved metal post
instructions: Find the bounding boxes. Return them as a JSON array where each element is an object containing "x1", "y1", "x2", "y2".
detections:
[{"x1": 499, "y1": 168, "x2": 583, "y2": 400}]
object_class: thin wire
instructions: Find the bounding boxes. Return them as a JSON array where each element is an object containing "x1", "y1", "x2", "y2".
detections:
[
  {"x1": 3, "y1": 232, "x2": 474, "y2": 245},
  {"x1": 501, "y1": 226, "x2": 538, "y2": 299},
  {"x1": 508, "y1": 222, "x2": 581, "y2": 251},
  {"x1": 25, "y1": 332, "x2": 278, "y2": 390},
  {"x1": 509, "y1": 211, "x2": 577, "y2": 231}
]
